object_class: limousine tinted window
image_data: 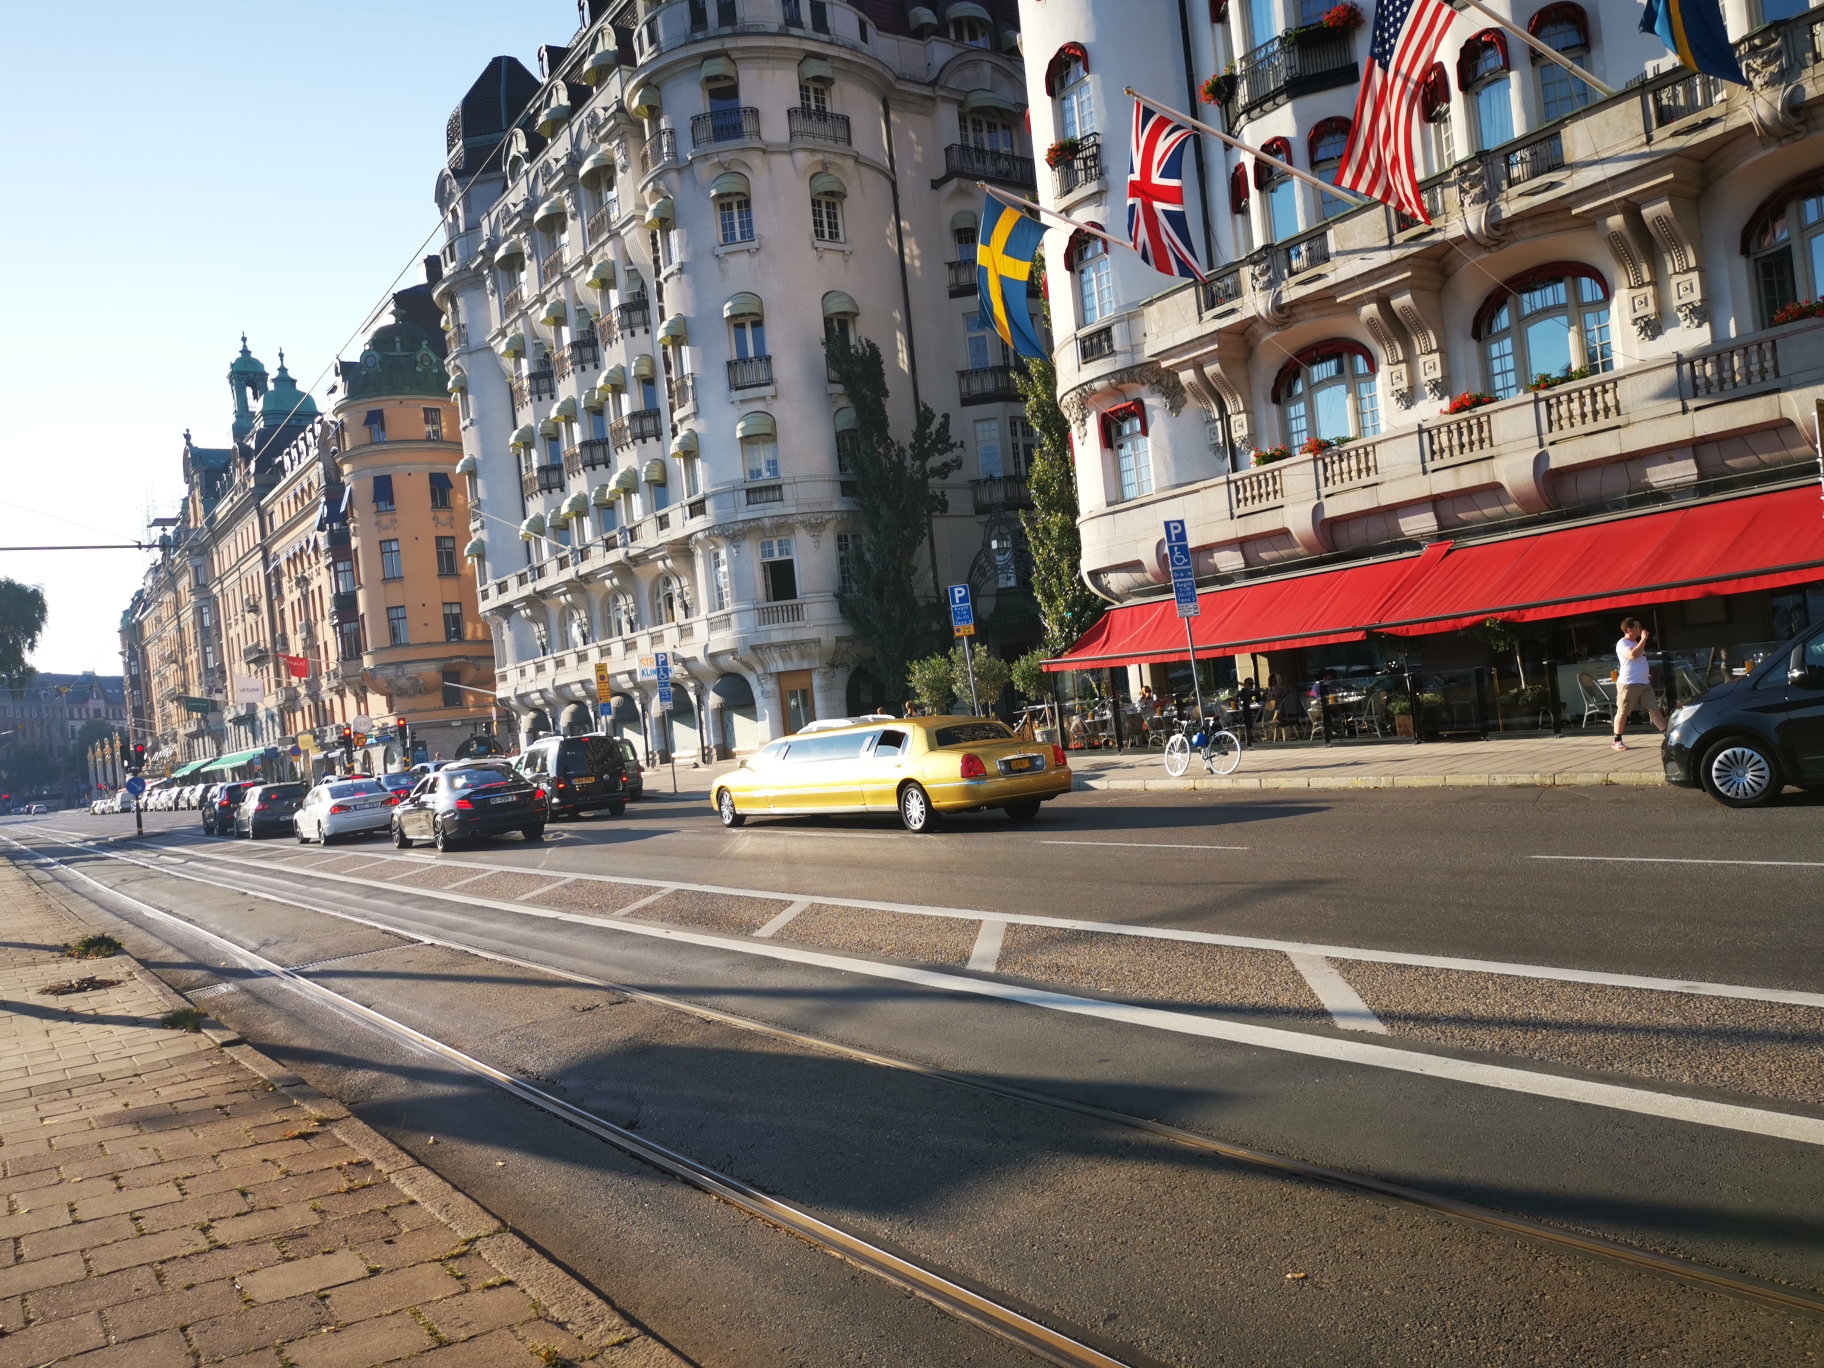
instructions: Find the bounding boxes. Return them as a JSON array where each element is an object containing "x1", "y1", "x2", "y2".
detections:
[
  {"x1": 932, "y1": 722, "x2": 1014, "y2": 747},
  {"x1": 782, "y1": 732, "x2": 868, "y2": 762}
]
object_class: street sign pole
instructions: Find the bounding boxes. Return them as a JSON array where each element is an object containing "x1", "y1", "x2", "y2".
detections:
[
  {"x1": 962, "y1": 636, "x2": 981, "y2": 715},
  {"x1": 1164, "y1": 521, "x2": 1206, "y2": 725}
]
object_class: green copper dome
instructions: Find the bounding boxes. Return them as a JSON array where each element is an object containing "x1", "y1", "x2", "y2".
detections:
[
  {"x1": 260, "y1": 352, "x2": 319, "y2": 423},
  {"x1": 344, "y1": 305, "x2": 448, "y2": 401}
]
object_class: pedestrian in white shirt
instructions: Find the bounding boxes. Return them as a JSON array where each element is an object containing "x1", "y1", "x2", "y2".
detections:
[{"x1": 1612, "y1": 617, "x2": 1666, "y2": 751}]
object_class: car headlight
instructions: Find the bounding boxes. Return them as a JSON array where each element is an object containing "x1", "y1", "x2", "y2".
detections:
[{"x1": 1669, "y1": 703, "x2": 1698, "y2": 731}]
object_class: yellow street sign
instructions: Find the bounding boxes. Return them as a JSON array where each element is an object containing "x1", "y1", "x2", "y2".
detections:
[
  {"x1": 953, "y1": 620, "x2": 976, "y2": 637},
  {"x1": 594, "y1": 662, "x2": 612, "y2": 701}
]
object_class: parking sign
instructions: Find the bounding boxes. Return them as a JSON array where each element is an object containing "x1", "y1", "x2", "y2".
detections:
[
  {"x1": 948, "y1": 583, "x2": 975, "y2": 637},
  {"x1": 1164, "y1": 519, "x2": 1199, "y2": 618}
]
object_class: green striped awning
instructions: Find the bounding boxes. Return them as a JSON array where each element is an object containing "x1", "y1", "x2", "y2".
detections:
[
  {"x1": 166, "y1": 759, "x2": 211, "y2": 778},
  {"x1": 200, "y1": 748, "x2": 267, "y2": 774}
]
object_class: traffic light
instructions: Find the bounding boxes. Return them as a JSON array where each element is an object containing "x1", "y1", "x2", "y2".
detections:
[
  {"x1": 395, "y1": 716, "x2": 409, "y2": 745},
  {"x1": 131, "y1": 742, "x2": 146, "y2": 772},
  {"x1": 339, "y1": 725, "x2": 353, "y2": 760}
]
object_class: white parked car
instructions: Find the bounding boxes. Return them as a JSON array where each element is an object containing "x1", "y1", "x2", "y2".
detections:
[{"x1": 292, "y1": 777, "x2": 398, "y2": 845}]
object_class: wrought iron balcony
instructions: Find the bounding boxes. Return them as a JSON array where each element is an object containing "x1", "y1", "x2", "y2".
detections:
[
  {"x1": 1050, "y1": 132, "x2": 1103, "y2": 198},
  {"x1": 563, "y1": 438, "x2": 616, "y2": 477},
  {"x1": 670, "y1": 372, "x2": 695, "y2": 412},
  {"x1": 641, "y1": 128, "x2": 677, "y2": 175},
  {"x1": 569, "y1": 336, "x2": 600, "y2": 371},
  {"x1": 510, "y1": 377, "x2": 530, "y2": 411},
  {"x1": 540, "y1": 248, "x2": 565, "y2": 283},
  {"x1": 957, "y1": 364, "x2": 1022, "y2": 404},
  {"x1": 1221, "y1": 28, "x2": 1359, "y2": 126},
  {"x1": 940, "y1": 144, "x2": 1037, "y2": 189},
  {"x1": 611, "y1": 409, "x2": 664, "y2": 450},
  {"x1": 1195, "y1": 267, "x2": 1245, "y2": 315},
  {"x1": 948, "y1": 259, "x2": 978, "y2": 297},
  {"x1": 587, "y1": 200, "x2": 617, "y2": 244},
  {"x1": 691, "y1": 107, "x2": 761, "y2": 147},
  {"x1": 970, "y1": 477, "x2": 1033, "y2": 514},
  {"x1": 502, "y1": 285, "x2": 524, "y2": 317},
  {"x1": 617, "y1": 298, "x2": 650, "y2": 333},
  {"x1": 1500, "y1": 131, "x2": 1565, "y2": 189},
  {"x1": 528, "y1": 367, "x2": 556, "y2": 400},
  {"x1": 521, "y1": 465, "x2": 565, "y2": 498},
  {"x1": 1077, "y1": 326, "x2": 1115, "y2": 364},
  {"x1": 1278, "y1": 226, "x2": 1331, "y2": 278},
  {"x1": 553, "y1": 348, "x2": 575, "y2": 380},
  {"x1": 727, "y1": 355, "x2": 774, "y2": 390},
  {"x1": 788, "y1": 107, "x2": 851, "y2": 145}
]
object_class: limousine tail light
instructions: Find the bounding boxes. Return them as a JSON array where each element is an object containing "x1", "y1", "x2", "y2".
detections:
[
  {"x1": 454, "y1": 798, "x2": 475, "y2": 810},
  {"x1": 959, "y1": 753, "x2": 987, "y2": 779},
  {"x1": 1051, "y1": 745, "x2": 1069, "y2": 769}
]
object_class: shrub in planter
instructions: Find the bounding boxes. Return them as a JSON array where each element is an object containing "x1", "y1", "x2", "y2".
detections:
[
  {"x1": 1045, "y1": 138, "x2": 1082, "y2": 168},
  {"x1": 1441, "y1": 390, "x2": 1496, "y2": 415},
  {"x1": 1250, "y1": 446, "x2": 1293, "y2": 466}
]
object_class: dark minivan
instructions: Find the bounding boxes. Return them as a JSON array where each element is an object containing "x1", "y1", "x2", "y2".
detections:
[
  {"x1": 233, "y1": 783, "x2": 307, "y2": 839},
  {"x1": 516, "y1": 735, "x2": 629, "y2": 819},
  {"x1": 1663, "y1": 628, "x2": 1824, "y2": 806}
]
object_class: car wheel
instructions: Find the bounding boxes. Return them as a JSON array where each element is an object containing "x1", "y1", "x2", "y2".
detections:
[
  {"x1": 320, "y1": 825, "x2": 336, "y2": 846},
  {"x1": 522, "y1": 824, "x2": 545, "y2": 841},
  {"x1": 1004, "y1": 799, "x2": 1042, "y2": 822},
  {"x1": 716, "y1": 789, "x2": 744, "y2": 829},
  {"x1": 1700, "y1": 737, "x2": 1781, "y2": 808},
  {"x1": 393, "y1": 821, "x2": 412, "y2": 849},
  {"x1": 433, "y1": 820, "x2": 452, "y2": 852},
  {"x1": 899, "y1": 783, "x2": 940, "y2": 833},
  {"x1": 295, "y1": 823, "x2": 307, "y2": 844},
  {"x1": 607, "y1": 800, "x2": 626, "y2": 818}
]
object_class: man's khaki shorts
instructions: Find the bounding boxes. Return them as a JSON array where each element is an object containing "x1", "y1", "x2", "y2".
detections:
[{"x1": 1616, "y1": 682, "x2": 1659, "y2": 720}]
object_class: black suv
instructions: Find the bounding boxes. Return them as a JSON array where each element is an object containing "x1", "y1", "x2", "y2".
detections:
[
  {"x1": 233, "y1": 783, "x2": 307, "y2": 839},
  {"x1": 202, "y1": 782, "x2": 256, "y2": 835},
  {"x1": 516, "y1": 734, "x2": 629, "y2": 819},
  {"x1": 1663, "y1": 629, "x2": 1824, "y2": 806}
]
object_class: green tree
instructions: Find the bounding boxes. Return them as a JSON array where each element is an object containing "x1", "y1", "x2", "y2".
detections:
[
  {"x1": 0, "y1": 747, "x2": 61, "y2": 797},
  {"x1": 1013, "y1": 268, "x2": 1104, "y2": 656},
  {"x1": 906, "y1": 653, "x2": 957, "y2": 714},
  {"x1": 1009, "y1": 648, "x2": 1052, "y2": 703},
  {"x1": 0, "y1": 579, "x2": 47, "y2": 687},
  {"x1": 951, "y1": 645, "x2": 1011, "y2": 710},
  {"x1": 824, "y1": 334, "x2": 963, "y2": 701}
]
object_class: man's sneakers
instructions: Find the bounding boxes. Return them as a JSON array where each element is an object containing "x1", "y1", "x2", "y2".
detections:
[{"x1": 1612, "y1": 738, "x2": 1628, "y2": 751}]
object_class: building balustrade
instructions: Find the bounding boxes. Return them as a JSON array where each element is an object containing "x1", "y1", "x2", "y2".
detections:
[
  {"x1": 510, "y1": 378, "x2": 529, "y2": 411},
  {"x1": 502, "y1": 285, "x2": 523, "y2": 317},
  {"x1": 970, "y1": 477, "x2": 1033, "y2": 514},
  {"x1": 563, "y1": 438, "x2": 616, "y2": 476},
  {"x1": 691, "y1": 107, "x2": 760, "y2": 147},
  {"x1": 756, "y1": 601, "x2": 805, "y2": 626},
  {"x1": 1077, "y1": 326, "x2": 1115, "y2": 364},
  {"x1": 727, "y1": 354, "x2": 774, "y2": 390},
  {"x1": 745, "y1": 483, "x2": 784, "y2": 505},
  {"x1": 940, "y1": 144, "x2": 1037, "y2": 189},
  {"x1": 587, "y1": 201, "x2": 617, "y2": 244},
  {"x1": 641, "y1": 128, "x2": 678, "y2": 174},
  {"x1": 670, "y1": 372, "x2": 695, "y2": 412},
  {"x1": 522, "y1": 465, "x2": 565, "y2": 498},
  {"x1": 611, "y1": 409, "x2": 664, "y2": 450},
  {"x1": 1051, "y1": 132, "x2": 1102, "y2": 197},
  {"x1": 553, "y1": 348, "x2": 574, "y2": 380},
  {"x1": 957, "y1": 364, "x2": 1022, "y2": 404},
  {"x1": 617, "y1": 297, "x2": 651, "y2": 333},
  {"x1": 947, "y1": 259, "x2": 978, "y2": 296},
  {"x1": 540, "y1": 248, "x2": 565, "y2": 283},
  {"x1": 1278, "y1": 226, "x2": 1331, "y2": 279},
  {"x1": 570, "y1": 336, "x2": 600, "y2": 371},
  {"x1": 1221, "y1": 27, "x2": 1358, "y2": 127},
  {"x1": 528, "y1": 367, "x2": 556, "y2": 400},
  {"x1": 787, "y1": 107, "x2": 851, "y2": 145}
]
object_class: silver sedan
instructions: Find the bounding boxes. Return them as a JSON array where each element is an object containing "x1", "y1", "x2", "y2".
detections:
[{"x1": 292, "y1": 778, "x2": 398, "y2": 844}]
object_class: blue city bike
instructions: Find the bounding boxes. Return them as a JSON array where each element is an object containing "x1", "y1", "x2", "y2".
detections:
[{"x1": 1162, "y1": 716, "x2": 1242, "y2": 777}]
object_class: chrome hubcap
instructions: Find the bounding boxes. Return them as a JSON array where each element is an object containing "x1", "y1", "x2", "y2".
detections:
[
  {"x1": 1711, "y1": 746, "x2": 1772, "y2": 800},
  {"x1": 720, "y1": 793, "x2": 734, "y2": 821}
]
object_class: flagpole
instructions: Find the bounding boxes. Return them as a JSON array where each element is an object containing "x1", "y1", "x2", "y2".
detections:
[
  {"x1": 1125, "y1": 87, "x2": 1373, "y2": 205},
  {"x1": 1453, "y1": 0, "x2": 1618, "y2": 98}
]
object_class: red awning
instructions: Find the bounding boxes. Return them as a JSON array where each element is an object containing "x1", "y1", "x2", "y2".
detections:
[{"x1": 1048, "y1": 487, "x2": 1824, "y2": 670}]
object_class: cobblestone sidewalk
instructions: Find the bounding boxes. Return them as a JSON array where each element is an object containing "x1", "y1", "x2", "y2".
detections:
[{"x1": 0, "y1": 861, "x2": 681, "y2": 1368}]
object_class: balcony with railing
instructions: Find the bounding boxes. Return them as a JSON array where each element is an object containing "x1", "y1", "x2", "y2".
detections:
[
  {"x1": 1195, "y1": 267, "x2": 1245, "y2": 315},
  {"x1": 970, "y1": 477, "x2": 1033, "y2": 514},
  {"x1": 641, "y1": 128, "x2": 678, "y2": 175},
  {"x1": 522, "y1": 465, "x2": 565, "y2": 498},
  {"x1": 553, "y1": 348, "x2": 575, "y2": 381},
  {"x1": 1050, "y1": 132, "x2": 1103, "y2": 198},
  {"x1": 1220, "y1": 28, "x2": 1359, "y2": 127},
  {"x1": 1278, "y1": 225, "x2": 1331, "y2": 279},
  {"x1": 1077, "y1": 326, "x2": 1116, "y2": 364},
  {"x1": 540, "y1": 248, "x2": 565, "y2": 283},
  {"x1": 788, "y1": 107, "x2": 851, "y2": 145},
  {"x1": 528, "y1": 367, "x2": 556, "y2": 401},
  {"x1": 587, "y1": 200, "x2": 618, "y2": 244},
  {"x1": 947, "y1": 259, "x2": 978, "y2": 297},
  {"x1": 502, "y1": 285, "x2": 524, "y2": 317},
  {"x1": 939, "y1": 144, "x2": 1037, "y2": 189},
  {"x1": 569, "y1": 336, "x2": 600, "y2": 372},
  {"x1": 510, "y1": 377, "x2": 530, "y2": 411},
  {"x1": 617, "y1": 297, "x2": 651, "y2": 334},
  {"x1": 727, "y1": 355, "x2": 774, "y2": 390},
  {"x1": 563, "y1": 439, "x2": 616, "y2": 477},
  {"x1": 611, "y1": 409, "x2": 665, "y2": 450},
  {"x1": 670, "y1": 372, "x2": 696, "y2": 412},
  {"x1": 691, "y1": 107, "x2": 761, "y2": 147},
  {"x1": 958, "y1": 365, "x2": 1022, "y2": 404}
]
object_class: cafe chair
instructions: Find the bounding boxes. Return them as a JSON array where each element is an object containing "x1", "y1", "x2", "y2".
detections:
[{"x1": 1577, "y1": 672, "x2": 1614, "y2": 728}]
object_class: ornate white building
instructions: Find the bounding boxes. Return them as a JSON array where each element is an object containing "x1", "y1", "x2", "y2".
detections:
[{"x1": 436, "y1": 0, "x2": 1043, "y2": 756}]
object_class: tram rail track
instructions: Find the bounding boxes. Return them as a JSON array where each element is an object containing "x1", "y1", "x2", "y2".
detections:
[{"x1": 8, "y1": 827, "x2": 1824, "y2": 1331}]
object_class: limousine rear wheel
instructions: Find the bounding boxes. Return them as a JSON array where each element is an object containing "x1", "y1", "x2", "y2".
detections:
[
  {"x1": 899, "y1": 783, "x2": 940, "y2": 833},
  {"x1": 717, "y1": 789, "x2": 745, "y2": 828}
]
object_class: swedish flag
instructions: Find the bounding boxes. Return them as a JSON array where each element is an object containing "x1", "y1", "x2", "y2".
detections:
[
  {"x1": 976, "y1": 194, "x2": 1049, "y2": 360},
  {"x1": 1639, "y1": 0, "x2": 1746, "y2": 86}
]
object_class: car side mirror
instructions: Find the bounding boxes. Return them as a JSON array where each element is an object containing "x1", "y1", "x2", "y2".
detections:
[{"x1": 1789, "y1": 664, "x2": 1824, "y2": 691}]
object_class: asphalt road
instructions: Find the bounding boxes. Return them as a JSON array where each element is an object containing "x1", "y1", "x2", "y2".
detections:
[{"x1": 8, "y1": 782, "x2": 1822, "y2": 1367}]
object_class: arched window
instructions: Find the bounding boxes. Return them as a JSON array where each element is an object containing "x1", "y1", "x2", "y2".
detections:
[
  {"x1": 1053, "y1": 48, "x2": 1095, "y2": 141},
  {"x1": 809, "y1": 172, "x2": 845, "y2": 243},
  {"x1": 1069, "y1": 227, "x2": 1114, "y2": 325},
  {"x1": 1309, "y1": 117, "x2": 1352, "y2": 220},
  {"x1": 1256, "y1": 137, "x2": 1298, "y2": 243},
  {"x1": 1473, "y1": 264, "x2": 1611, "y2": 397},
  {"x1": 964, "y1": 112, "x2": 1014, "y2": 153},
  {"x1": 656, "y1": 574, "x2": 687, "y2": 624},
  {"x1": 1100, "y1": 401, "x2": 1151, "y2": 500},
  {"x1": 1458, "y1": 31, "x2": 1512, "y2": 151},
  {"x1": 738, "y1": 412, "x2": 779, "y2": 481},
  {"x1": 1530, "y1": 3, "x2": 1593, "y2": 119},
  {"x1": 1743, "y1": 172, "x2": 1824, "y2": 325},
  {"x1": 711, "y1": 171, "x2": 753, "y2": 245},
  {"x1": 1272, "y1": 342, "x2": 1380, "y2": 446},
  {"x1": 567, "y1": 606, "x2": 591, "y2": 649},
  {"x1": 949, "y1": 13, "x2": 991, "y2": 46}
]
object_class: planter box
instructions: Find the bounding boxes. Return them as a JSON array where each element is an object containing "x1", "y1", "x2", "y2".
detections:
[{"x1": 1394, "y1": 714, "x2": 1414, "y2": 737}]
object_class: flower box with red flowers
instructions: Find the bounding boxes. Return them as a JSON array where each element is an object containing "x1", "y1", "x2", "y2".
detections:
[
  {"x1": 1772, "y1": 299, "x2": 1824, "y2": 326},
  {"x1": 1441, "y1": 391, "x2": 1496, "y2": 415},
  {"x1": 1045, "y1": 138, "x2": 1082, "y2": 169},
  {"x1": 1250, "y1": 446, "x2": 1293, "y2": 466},
  {"x1": 1322, "y1": 2, "x2": 1364, "y2": 29}
]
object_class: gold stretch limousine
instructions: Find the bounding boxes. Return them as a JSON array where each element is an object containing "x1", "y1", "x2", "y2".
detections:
[{"x1": 712, "y1": 716, "x2": 1073, "y2": 832}]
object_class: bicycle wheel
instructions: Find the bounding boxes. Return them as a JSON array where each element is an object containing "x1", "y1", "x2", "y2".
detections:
[
  {"x1": 1163, "y1": 734, "x2": 1191, "y2": 777},
  {"x1": 1207, "y1": 730, "x2": 1243, "y2": 775}
]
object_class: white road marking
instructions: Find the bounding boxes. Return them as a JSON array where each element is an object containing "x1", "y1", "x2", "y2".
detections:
[
  {"x1": 442, "y1": 870, "x2": 498, "y2": 890},
  {"x1": 525, "y1": 877, "x2": 578, "y2": 899},
  {"x1": 610, "y1": 888, "x2": 676, "y2": 919},
  {"x1": 968, "y1": 919, "x2": 1007, "y2": 974},
  {"x1": 1288, "y1": 954, "x2": 1387, "y2": 1035},
  {"x1": 1533, "y1": 855, "x2": 1824, "y2": 869},
  {"x1": 64, "y1": 831, "x2": 1824, "y2": 1010},
  {"x1": 755, "y1": 900, "x2": 811, "y2": 938},
  {"x1": 17, "y1": 832, "x2": 1824, "y2": 1150},
  {"x1": 1041, "y1": 840, "x2": 1250, "y2": 851}
]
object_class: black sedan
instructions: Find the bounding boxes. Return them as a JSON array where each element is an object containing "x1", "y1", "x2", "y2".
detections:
[
  {"x1": 202, "y1": 782, "x2": 255, "y2": 835},
  {"x1": 1663, "y1": 627, "x2": 1824, "y2": 806},
  {"x1": 392, "y1": 764, "x2": 547, "y2": 851},
  {"x1": 232, "y1": 783, "x2": 307, "y2": 838}
]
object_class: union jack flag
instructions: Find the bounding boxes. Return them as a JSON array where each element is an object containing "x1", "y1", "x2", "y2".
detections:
[
  {"x1": 1335, "y1": 0, "x2": 1455, "y2": 222},
  {"x1": 1125, "y1": 103, "x2": 1206, "y2": 282}
]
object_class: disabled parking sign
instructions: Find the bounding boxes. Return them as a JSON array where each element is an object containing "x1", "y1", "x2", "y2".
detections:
[{"x1": 1164, "y1": 519, "x2": 1199, "y2": 618}]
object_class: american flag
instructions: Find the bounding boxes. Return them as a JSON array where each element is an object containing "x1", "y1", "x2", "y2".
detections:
[
  {"x1": 1126, "y1": 103, "x2": 1206, "y2": 282},
  {"x1": 1335, "y1": 0, "x2": 1455, "y2": 223}
]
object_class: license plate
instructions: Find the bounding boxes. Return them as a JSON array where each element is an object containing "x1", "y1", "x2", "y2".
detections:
[
  {"x1": 573, "y1": 777, "x2": 594, "y2": 786},
  {"x1": 355, "y1": 798, "x2": 384, "y2": 809},
  {"x1": 1001, "y1": 755, "x2": 1040, "y2": 774},
  {"x1": 490, "y1": 794, "x2": 518, "y2": 805}
]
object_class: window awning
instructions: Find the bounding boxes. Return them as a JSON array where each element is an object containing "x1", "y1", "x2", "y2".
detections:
[
  {"x1": 200, "y1": 747, "x2": 270, "y2": 774},
  {"x1": 724, "y1": 290, "x2": 764, "y2": 319},
  {"x1": 1047, "y1": 487, "x2": 1824, "y2": 670},
  {"x1": 710, "y1": 171, "x2": 751, "y2": 198},
  {"x1": 167, "y1": 759, "x2": 210, "y2": 778}
]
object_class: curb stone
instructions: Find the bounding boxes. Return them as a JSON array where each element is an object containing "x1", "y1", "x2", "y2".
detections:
[{"x1": 1073, "y1": 770, "x2": 1665, "y2": 792}]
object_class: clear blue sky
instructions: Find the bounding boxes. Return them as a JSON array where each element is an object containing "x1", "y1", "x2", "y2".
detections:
[{"x1": 0, "y1": 1, "x2": 576, "y2": 675}]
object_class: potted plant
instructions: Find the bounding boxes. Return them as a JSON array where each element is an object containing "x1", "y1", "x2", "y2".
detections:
[
  {"x1": 1250, "y1": 445, "x2": 1293, "y2": 466},
  {"x1": 1202, "y1": 70, "x2": 1238, "y2": 105},
  {"x1": 1045, "y1": 138, "x2": 1082, "y2": 169},
  {"x1": 1387, "y1": 696, "x2": 1415, "y2": 737},
  {"x1": 1772, "y1": 298, "x2": 1824, "y2": 325},
  {"x1": 1441, "y1": 390, "x2": 1496, "y2": 415},
  {"x1": 1322, "y1": 2, "x2": 1364, "y2": 29}
]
